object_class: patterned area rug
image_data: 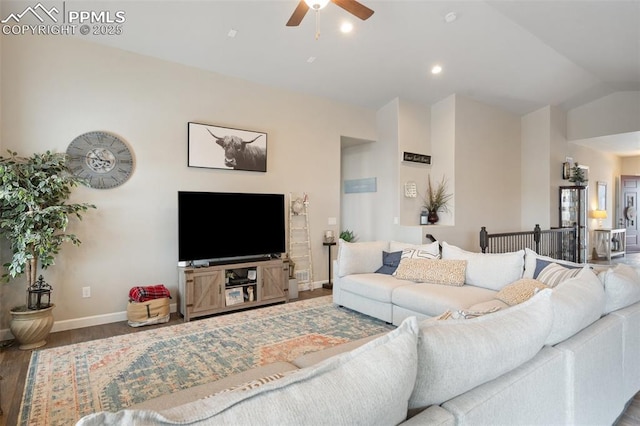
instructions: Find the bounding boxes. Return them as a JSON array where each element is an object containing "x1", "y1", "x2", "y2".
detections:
[{"x1": 19, "y1": 296, "x2": 394, "y2": 425}]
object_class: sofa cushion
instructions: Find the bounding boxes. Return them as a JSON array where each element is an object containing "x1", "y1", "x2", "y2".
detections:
[
  {"x1": 598, "y1": 264, "x2": 640, "y2": 314},
  {"x1": 496, "y1": 278, "x2": 549, "y2": 306},
  {"x1": 545, "y1": 266, "x2": 606, "y2": 346},
  {"x1": 408, "y1": 289, "x2": 553, "y2": 409},
  {"x1": 78, "y1": 317, "x2": 420, "y2": 426},
  {"x1": 375, "y1": 251, "x2": 402, "y2": 275},
  {"x1": 337, "y1": 239, "x2": 389, "y2": 277},
  {"x1": 393, "y1": 283, "x2": 498, "y2": 317},
  {"x1": 339, "y1": 273, "x2": 413, "y2": 303},
  {"x1": 441, "y1": 242, "x2": 524, "y2": 291},
  {"x1": 523, "y1": 247, "x2": 584, "y2": 279},
  {"x1": 394, "y1": 259, "x2": 466, "y2": 286}
]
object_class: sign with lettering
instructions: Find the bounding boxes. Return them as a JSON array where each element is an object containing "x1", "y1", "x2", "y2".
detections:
[{"x1": 403, "y1": 152, "x2": 431, "y2": 164}]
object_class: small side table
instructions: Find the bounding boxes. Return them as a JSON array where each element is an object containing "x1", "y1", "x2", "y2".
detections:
[
  {"x1": 323, "y1": 242, "x2": 336, "y2": 289},
  {"x1": 593, "y1": 228, "x2": 626, "y2": 263}
]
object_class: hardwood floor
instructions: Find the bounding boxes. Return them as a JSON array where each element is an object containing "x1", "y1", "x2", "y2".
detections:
[{"x1": 0, "y1": 288, "x2": 330, "y2": 426}]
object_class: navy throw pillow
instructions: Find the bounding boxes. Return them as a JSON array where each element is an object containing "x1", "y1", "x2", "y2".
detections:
[{"x1": 375, "y1": 251, "x2": 403, "y2": 275}]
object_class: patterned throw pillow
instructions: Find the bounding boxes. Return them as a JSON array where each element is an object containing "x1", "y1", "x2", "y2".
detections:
[
  {"x1": 394, "y1": 258, "x2": 466, "y2": 286},
  {"x1": 401, "y1": 248, "x2": 440, "y2": 260},
  {"x1": 436, "y1": 306, "x2": 501, "y2": 320},
  {"x1": 496, "y1": 278, "x2": 549, "y2": 306},
  {"x1": 532, "y1": 258, "x2": 582, "y2": 279},
  {"x1": 536, "y1": 263, "x2": 584, "y2": 288},
  {"x1": 213, "y1": 372, "x2": 292, "y2": 396}
]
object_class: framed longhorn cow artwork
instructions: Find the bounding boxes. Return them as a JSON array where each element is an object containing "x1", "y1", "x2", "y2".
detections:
[{"x1": 188, "y1": 122, "x2": 267, "y2": 172}]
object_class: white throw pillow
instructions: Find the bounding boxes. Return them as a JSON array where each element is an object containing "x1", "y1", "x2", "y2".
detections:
[
  {"x1": 409, "y1": 289, "x2": 553, "y2": 409},
  {"x1": 441, "y1": 242, "x2": 525, "y2": 290},
  {"x1": 545, "y1": 266, "x2": 606, "y2": 346},
  {"x1": 390, "y1": 240, "x2": 440, "y2": 256},
  {"x1": 77, "y1": 317, "x2": 420, "y2": 426},
  {"x1": 336, "y1": 239, "x2": 389, "y2": 277},
  {"x1": 599, "y1": 264, "x2": 640, "y2": 314},
  {"x1": 400, "y1": 248, "x2": 440, "y2": 260}
]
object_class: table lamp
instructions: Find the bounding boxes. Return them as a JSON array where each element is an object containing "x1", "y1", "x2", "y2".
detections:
[{"x1": 590, "y1": 210, "x2": 607, "y2": 228}]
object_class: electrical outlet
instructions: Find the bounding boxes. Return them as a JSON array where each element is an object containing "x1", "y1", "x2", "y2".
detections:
[{"x1": 82, "y1": 286, "x2": 91, "y2": 298}]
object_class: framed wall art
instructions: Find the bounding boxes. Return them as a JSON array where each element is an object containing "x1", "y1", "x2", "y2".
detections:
[
  {"x1": 562, "y1": 162, "x2": 571, "y2": 180},
  {"x1": 597, "y1": 181, "x2": 607, "y2": 210},
  {"x1": 188, "y1": 122, "x2": 267, "y2": 172}
]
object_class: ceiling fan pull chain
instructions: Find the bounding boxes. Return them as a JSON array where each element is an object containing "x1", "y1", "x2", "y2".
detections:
[{"x1": 315, "y1": 10, "x2": 320, "y2": 40}]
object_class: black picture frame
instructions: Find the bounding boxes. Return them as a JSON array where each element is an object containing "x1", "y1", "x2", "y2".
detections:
[{"x1": 188, "y1": 122, "x2": 267, "y2": 172}]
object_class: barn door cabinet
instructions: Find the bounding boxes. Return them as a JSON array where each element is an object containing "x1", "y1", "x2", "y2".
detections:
[{"x1": 178, "y1": 259, "x2": 288, "y2": 321}]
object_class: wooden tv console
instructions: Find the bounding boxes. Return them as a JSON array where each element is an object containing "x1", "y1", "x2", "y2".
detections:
[{"x1": 178, "y1": 258, "x2": 289, "y2": 322}]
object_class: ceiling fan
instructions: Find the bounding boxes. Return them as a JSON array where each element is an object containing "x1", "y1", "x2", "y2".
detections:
[{"x1": 286, "y1": 0, "x2": 374, "y2": 27}]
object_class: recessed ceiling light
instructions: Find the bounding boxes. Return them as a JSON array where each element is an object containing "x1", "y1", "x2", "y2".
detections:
[
  {"x1": 444, "y1": 12, "x2": 457, "y2": 23},
  {"x1": 431, "y1": 65, "x2": 443, "y2": 74},
  {"x1": 227, "y1": 29, "x2": 237, "y2": 38},
  {"x1": 307, "y1": 56, "x2": 317, "y2": 63},
  {"x1": 340, "y1": 22, "x2": 353, "y2": 33}
]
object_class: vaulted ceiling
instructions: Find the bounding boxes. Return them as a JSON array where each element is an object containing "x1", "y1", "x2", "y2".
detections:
[{"x1": 4, "y1": 0, "x2": 640, "y2": 154}]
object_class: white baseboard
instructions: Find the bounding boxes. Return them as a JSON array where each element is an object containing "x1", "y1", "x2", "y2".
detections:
[
  {"x1": 297, "y1": 280, "x2": 324, "y2": 292},
  {"x1": 0, "y1": 303, "x2": 178, "y2": 342}
]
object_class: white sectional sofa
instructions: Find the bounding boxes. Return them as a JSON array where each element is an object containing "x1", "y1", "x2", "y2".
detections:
[
  {"x1": 332, "y1": 238, "x2": 640, "y2": 425},
  {"x1": 77, "y1": 239, "x2": 640, "y2": 425}
]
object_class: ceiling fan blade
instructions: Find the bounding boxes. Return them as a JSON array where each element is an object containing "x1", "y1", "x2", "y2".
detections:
[
  {"x1": 286, "y1": 1, "x2": 310, "y2": 26},
  {"x1": 331, "y1": 0, "x2": 374, "y2": 20}
]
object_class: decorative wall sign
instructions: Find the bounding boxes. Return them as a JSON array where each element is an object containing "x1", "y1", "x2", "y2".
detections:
[
  {"x1": 188, "y1": 122, "x2": 267, "y2": 172},
  {"x1": 402, "y1": 152, "x2": 431, "y2": 164}
]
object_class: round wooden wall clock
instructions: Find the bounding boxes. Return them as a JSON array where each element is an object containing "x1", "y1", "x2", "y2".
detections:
[{"x1": 66, "y1": 131, "x2": 134, "y2": 189}]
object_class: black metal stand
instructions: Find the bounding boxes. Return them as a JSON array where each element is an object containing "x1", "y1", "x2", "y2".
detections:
[{"x1": 322, "y1": 242, "x2": 336, "y2": 289}]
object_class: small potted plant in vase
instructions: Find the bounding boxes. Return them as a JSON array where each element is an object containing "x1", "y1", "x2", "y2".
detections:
[
  {"x1": 0, "y1": 150, "x2": 95, "y2": 350},
  {"x1": 568, "y1": 163, "x2": 588, "y2": 186},
  {"x1": 422, "y1": 175, "x2": 453, "y2": 225}
]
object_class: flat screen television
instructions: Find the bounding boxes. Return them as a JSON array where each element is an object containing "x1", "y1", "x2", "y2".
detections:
[{"x1": 178, "y1": 191, "x2": 286, "y2": 263}]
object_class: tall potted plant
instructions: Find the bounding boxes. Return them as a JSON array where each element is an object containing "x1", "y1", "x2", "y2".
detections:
[
  {"x1": 0, "y1": 150, "x2": 95, "y2": 349},
  {"x1": 422, "y1": 175, "x2": 453, "y2": 224}
]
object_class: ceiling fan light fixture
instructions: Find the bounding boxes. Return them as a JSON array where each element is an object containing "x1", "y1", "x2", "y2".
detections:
[{"x1": 305, "y1": 0, "x2": 330, "y2": 10}]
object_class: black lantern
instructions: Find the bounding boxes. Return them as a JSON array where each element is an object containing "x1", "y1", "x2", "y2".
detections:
[{"x1": 28, "y1": 275, "x2": 52, "y2": 310}]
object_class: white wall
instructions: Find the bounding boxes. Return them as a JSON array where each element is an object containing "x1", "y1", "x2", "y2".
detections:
[
  {"x1": 567, "y1": 91, "x2": 640, "y2": 140},
  {"x1": 434, "y1": 95, "x2": 522, "y2": 250},
  {"x1": 340, "y1": 141, "x2": 378, "y2": 242},
  {"x1": 622, "y1": 156, "x2": 640, "y2": 175},
  {"x1": 340, "y1": 98, "x2": 433, "y2": 245},
  {"x1": 398, "y1": 100, "x2": 431, "y2": 227},
  {"x1": 521, "y1": 107, "x2": 552, "y2": 229},
  {"x1": 0, "y1": 35, "x2": 376, "y2": 331}
]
